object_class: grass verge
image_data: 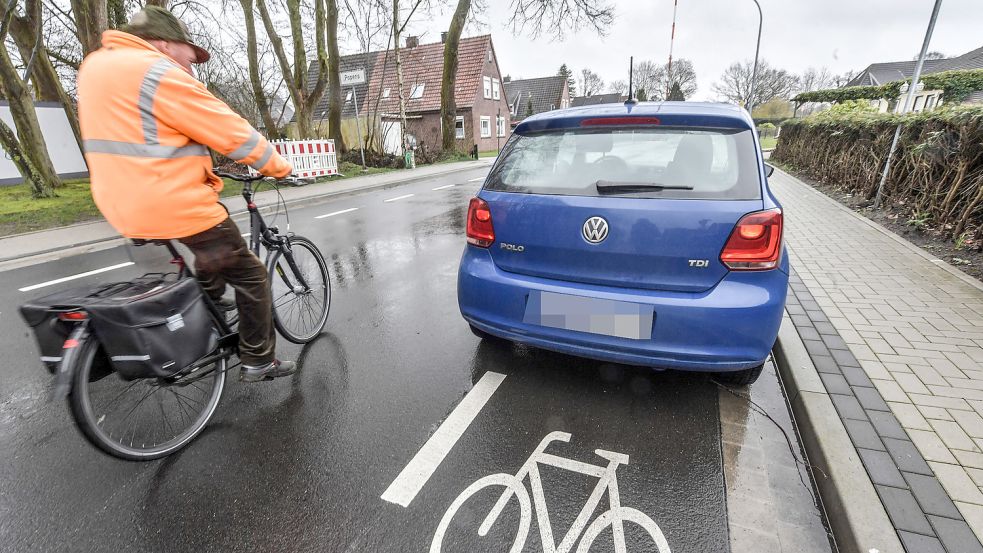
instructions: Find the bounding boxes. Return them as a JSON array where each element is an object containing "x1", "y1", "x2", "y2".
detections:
[
  {"x1": 0, "y1": 162, "x2": 399, "y2": 237},
  {"x1": 760, "y1": 136, "x2": 778, "y2": 150}
]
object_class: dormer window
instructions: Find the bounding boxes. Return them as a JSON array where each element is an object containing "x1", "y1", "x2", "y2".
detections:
[{"x1": 410, "y1": 84, "x2": 425, "y2": 99}]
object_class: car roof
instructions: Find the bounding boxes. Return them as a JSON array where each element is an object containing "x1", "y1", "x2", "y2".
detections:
[{"x1": 514, "y1": 101, "x2": 754, "y2": 134}]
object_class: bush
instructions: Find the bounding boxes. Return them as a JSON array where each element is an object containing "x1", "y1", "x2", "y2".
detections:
[
  {"x1": 772, "y1": 106, "x2": 983, "y2": 240},
  {"x1": 340, "y1": 149, "x2": 402, "y2": 168},
  {"x1": 757, "y1": 122, "x2": 777, "y2": 138}
]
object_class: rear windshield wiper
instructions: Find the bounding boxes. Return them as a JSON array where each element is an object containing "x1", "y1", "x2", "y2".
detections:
[{"x1": 594, "y1": 180, "x2": 695, "y2": 193}]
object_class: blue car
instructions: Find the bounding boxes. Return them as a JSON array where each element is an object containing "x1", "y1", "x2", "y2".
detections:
[{"x1": 457, "y1": 101, "x2": 787, "y2": 385}]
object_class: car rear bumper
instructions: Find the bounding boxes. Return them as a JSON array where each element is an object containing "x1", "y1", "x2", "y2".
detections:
[{"x1": 458, "y1": 247, "x2": 787, "y2": 372}]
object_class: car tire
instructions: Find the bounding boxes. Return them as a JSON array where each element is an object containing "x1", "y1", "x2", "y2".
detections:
[
  {"x1": 469, "y1": 323, "x2": 504, "y2": 342},
  {"x1": 714, "y1": 364, "x2": 764, "y2": 387}
]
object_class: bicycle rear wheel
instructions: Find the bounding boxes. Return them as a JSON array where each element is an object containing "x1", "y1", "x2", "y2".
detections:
[
  {"x1": 268, "y1": 235, "x2": 330, "y2": 344},
  {"x1": 67, "y1": 336, "x2": 226, "y2": 461}
]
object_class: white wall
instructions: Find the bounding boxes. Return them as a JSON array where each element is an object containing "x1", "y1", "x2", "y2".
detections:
[{"x1": 0, "y1": 102, "x2": 87, "y2": 185}]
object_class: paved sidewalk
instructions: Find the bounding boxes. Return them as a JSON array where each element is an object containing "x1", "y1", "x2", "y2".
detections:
[
  {"x1": 773, "y1": 168, "x2": 983, "y2": 551},
  {"x1": 0, "y1": 160, "x2": 491, "y2": 269}
]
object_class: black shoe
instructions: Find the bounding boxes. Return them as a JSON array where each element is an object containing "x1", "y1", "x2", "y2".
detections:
[{"x1": 240, "y1": 359, "x2": 297, "y2": 382}]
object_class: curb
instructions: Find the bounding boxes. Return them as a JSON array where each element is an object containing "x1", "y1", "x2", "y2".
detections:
[
  {"x1": 773, "y1": 311, "x2": 905, "y2": 553},
  {"x1": 0, "y1": 162, "x2": 488, "y2": 272},
  {"x1": 773, "y1": 166, "x2": 983, "y2": 294}
]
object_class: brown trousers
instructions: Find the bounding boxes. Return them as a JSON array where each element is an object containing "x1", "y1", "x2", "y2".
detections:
[{"x1": 179, "y1": 218, "x2": 275, "y2": 366}]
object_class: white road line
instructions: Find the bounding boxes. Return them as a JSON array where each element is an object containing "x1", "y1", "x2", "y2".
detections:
[
  {"x1": 467, "y1": 176, "x2": 485, "y2": 182},
  {"x1": 431, "y1": 184, "x2": 456, "y2": 191},
  {"x1": 314, "y1": 207, "x2": 359, "y2": 219},
  {"x1": 19, "y1": 261, "x2": 135, "y2": 293},
  {"x1": 384, "y1": 193, "x2": 415, "y2": 203},
  {"x1": 241, "y1": 232, "x2": 250, "y2": 237},
  {"x1": 381, "y1": 371, "x2": 507, "y2": 508}
]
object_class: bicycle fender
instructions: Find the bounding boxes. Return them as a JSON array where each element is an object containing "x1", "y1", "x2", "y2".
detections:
[{"x1": 51, "y1": 323, "x2": 89, "y2": 401}]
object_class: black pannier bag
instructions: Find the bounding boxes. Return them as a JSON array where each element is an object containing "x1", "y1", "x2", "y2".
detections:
[
  {"x1": 84, "y1": 277, "x2": 218, "y2": 380},
  {"x1": 19, "y1": 283, "x2": 111, "y2": 373}
]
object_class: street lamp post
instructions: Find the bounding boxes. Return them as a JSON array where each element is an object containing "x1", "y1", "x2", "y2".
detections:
[
  {"x1": 746, "y1": 0, "x2": 763, "y2": 115},
  {"x1": 873, "y1": 0, "x2": 943, "y2": 208}
]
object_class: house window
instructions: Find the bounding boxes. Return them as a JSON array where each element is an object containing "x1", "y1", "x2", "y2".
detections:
[
  {"x1": 492, "y1": 79, "x2": 500, "y2": 100},
  {"x1": 382, "y1": 88, "x2": 391, "y2": 98},
  {"x1": 496, "y1": 116, "x2": 505, "y2": 137},
  {"x1": 925, "y1": 94, "x2": 937, "y2": 110},
  {"x1": 913, "y1": 95, "x2": 925, "y2": 112},
  {"x1": 480, "y1": 116, "x2": 491, "y2": 138},
  {"x1": 487, "y1": 50, "x2": 492, "y2": 62},
  {"x1": 410, "y1": 84, "x2": 425, "y2": 99},
  {"x1": 455, "y1": 116, "x2": 465, "y2": 139},
  {"x1": 483, "y1": 77, "x2": 492, "y2": 99},
  {"x1": 345, "y1": 90, "x2": 354, "y2": 104}
]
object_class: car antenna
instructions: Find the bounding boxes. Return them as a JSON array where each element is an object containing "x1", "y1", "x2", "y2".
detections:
[{"x1": 625, "y1": 56, "x2": 638, "y2": 106}]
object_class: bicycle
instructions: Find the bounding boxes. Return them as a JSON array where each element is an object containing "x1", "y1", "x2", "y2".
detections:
[
  {"x1": 55, "y1": 171, "x2": 331, "y2": 461},
  {"x1": 430, "y1": 431, "x2": 672, "y2": 553}
]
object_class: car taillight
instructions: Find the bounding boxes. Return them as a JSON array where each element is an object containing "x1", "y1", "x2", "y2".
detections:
[
  {"x1": 466, "y1": 197, "x2": 495, "y2": 247},
  {"x1": 58, "y1": 311, "x2": 87, "y2": 321},
  {"x1": 720, "y1": 208, "x2": 783, "y2": 270}
]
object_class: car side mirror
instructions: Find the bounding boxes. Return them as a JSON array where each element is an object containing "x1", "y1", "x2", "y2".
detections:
[{"x1": 764, "y1": 164, "x2": 775, "y2": 178}]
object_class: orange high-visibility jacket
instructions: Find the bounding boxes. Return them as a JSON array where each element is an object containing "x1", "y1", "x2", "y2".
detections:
[{"x1": 78, "y1": 31, "x2": 292, "y2": 239}]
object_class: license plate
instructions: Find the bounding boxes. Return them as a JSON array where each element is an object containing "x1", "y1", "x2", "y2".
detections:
[{"x1": 523, "y1": 291, "x2": 654, "y2": 340}]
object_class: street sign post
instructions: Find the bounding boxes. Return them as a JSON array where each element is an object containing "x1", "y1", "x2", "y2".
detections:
[{"x1": 341, "y1": 69, "x2": 368, "y2": 169}]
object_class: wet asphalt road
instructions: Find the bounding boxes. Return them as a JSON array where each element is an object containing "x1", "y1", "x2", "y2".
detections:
[{"x1": 0, "y1": 167, "x2": 832, "y2": 552}]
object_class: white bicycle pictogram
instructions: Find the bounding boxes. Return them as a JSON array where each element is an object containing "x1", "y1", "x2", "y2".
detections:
[{"x1": 430, "y1": 431, "x2": 672, "y2": 553}]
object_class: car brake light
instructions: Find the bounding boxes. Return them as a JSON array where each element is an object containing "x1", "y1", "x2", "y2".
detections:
[
  {"x1": 720, "y1": 208, "x2": 783, "y2": 270},
  {"x1": 63, "y1": 339, "x2": 79, "y2": 349},
  {"x1": 580, "y1": 117, "x2": 661, "y2": 127},
  {"x1": 466, "y1": 197, "x2": 495, "y2": 247},
  {"x1": 58, "y1": 311, "x2": 87, "y2": 321}
]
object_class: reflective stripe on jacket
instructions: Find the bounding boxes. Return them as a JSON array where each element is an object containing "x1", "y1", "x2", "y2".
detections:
[{"x1": 78, "y1": 31, "x2": 292, "y2": 239}]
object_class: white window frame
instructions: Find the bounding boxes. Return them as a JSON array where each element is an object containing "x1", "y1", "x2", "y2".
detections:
[
  {"x1": 492, "y1": 79, "x2": 500, "y2": 100},
  {"x1": 496, "y1": 116, "x2": 506, "y2": 137},
  {"x1": 480, "y1": 116, "x2": 491, "y2": 138},
  {"x1": 483, "y1": 76, "x2": 492, "y2": 99},
  {"x1": 382, "y1": 88, "x2": 391, "y2": 98},
  {"x1": 455, "y1": 116, "x2": 465, "y2": 139},
  {"x1": 410, "y1": 84, "x2": 425, "y2": 99}
]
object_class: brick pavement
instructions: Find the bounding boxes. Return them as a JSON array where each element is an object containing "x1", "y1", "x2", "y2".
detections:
[{"x1": 772, "y1": 168, "x2": 983, "y2": 549}]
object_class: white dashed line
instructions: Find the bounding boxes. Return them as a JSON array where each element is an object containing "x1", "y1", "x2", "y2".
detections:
[
  {"x1": 19, "y1": 262, "x2": 136, "y2": 293},
  {"x1": 315, "y1": 207, "x2": 359, "y2": 219},
  {"x1": 431, "y1": 184, "x2": 456, "y2": 191},
  {"x1": 241, "y1": 232, "x2": 250, "y2": 237},
  {"x1": 384, "y1": 194, "x2": 415, "y2": 203},
  {"x1": 381, "y1": 371, "x2": 507, "y2": 508},
  {"x1": 467, "y1": 177, "x2": 485, "y2": 182}
]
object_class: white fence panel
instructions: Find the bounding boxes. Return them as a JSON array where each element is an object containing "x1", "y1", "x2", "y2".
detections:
[
  {"x1": 250, "y1": 139, "x2": 338, "y2": 179},
  {"x1": 0, "y1": 102, "x2": 88, "y2": 185}
]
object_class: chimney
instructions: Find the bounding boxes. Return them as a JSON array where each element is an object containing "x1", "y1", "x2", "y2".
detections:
[
  {"x1": 441, "y1": 32, "x2": 448, "y2": 44},
  {"x1": 406, "y1": 35, "x2": 419, "y2": 48},
  {"x1": 503, "y1": 76, "x2": 511, "y2": 83}
]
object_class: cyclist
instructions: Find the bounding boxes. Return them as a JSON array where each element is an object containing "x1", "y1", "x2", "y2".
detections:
[{"x1": 77, "y1": 6, "x2": 295, "y2": 383}]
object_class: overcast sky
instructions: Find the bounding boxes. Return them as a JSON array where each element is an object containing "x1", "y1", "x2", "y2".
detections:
[{"x1": 392, "y1": 0, "x2": 982, "y2": 101}]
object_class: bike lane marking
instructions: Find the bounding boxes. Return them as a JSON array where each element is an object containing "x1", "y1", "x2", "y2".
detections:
[
  {"x1": 314, "y1": 207, "x2": 359, "y2": 219},
  {"x1": 18, "y1": 261, "x2": 135, "y2": 292},
  {"x1": 384, "y1": 194, "x2": 415, "y2": 203},
  {"x1": 381, "y1": 371, "x2": 507, "y2": 508}
]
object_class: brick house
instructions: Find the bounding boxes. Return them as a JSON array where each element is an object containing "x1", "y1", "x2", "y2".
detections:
[
  {"x1": 305, "y1": 34, "x2": 511, "y2": 155},
  {"x1": 503, "y1": 75, "x2": 571, "y2": 126}
]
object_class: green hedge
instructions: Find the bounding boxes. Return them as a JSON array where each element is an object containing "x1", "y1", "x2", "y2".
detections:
[
  {"x1": 792, "y1": 68, "x2": 983, "y2": 104},
  {"x1": 772, "y1": 106, "x2": 983, "y2": 239}
]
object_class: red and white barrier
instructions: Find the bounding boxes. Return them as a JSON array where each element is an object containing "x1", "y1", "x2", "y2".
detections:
[{"x1": 251, "y1": 139, "x2": 339, "y2": 178}]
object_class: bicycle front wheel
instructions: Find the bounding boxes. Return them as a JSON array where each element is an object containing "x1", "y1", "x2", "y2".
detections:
[
  {"x1": 68, "y1": 336, "x2": 226, "y2": 461},
  {"x1": 268, "y1": 235, "x2": 330, "y2": 344}
]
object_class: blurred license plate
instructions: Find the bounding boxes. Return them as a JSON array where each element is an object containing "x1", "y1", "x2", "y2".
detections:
[{"x1": 523, "y1": 291, "x2": 654, "y2": 340}]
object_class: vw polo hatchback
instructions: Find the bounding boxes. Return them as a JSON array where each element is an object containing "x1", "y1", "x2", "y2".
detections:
[{"x1": 457, "y1": 102, "x2": 788, "y2": 385}]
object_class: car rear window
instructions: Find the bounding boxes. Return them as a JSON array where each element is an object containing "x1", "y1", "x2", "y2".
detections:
[{"x1": 484, "y1": 127, "x2": 762, "y2": 200}]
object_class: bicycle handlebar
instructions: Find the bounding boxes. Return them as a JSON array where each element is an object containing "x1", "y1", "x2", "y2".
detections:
[{"x1": 214, "y1": 170, "x2": 266, "y2": 183}]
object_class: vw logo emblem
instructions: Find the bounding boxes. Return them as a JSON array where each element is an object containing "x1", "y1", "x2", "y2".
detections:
[{"x1": 582, "y1": 216, "x2": 609, "y2": 244}]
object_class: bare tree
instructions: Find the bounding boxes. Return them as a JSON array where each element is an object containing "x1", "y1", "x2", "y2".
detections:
[
  {"x1": 68, "y1": 0, "x2": 107, "y2": 56},
  {"x1": 255, "y1": 0, "x2": 328, "y2": 138},
  {"x1": 0, "y1": 2, "x2": 60, "y2": 197},
  {"x1": 712, "y1": 59, "x2": 798, "y2": 108},
  {"x1": 342, "y1": 0, "x2": 389, "y2": 150},
  {"x1": 234, "y1": 0, "x2": 279, "y2": 138},
  {"x1": 324, "y1": 0, "x2": 343, "y2": 150},
  {"x1": 390, "y1": 0, "x2": 427, "y2": 155},
  {"x1": 439, "y1": 0, "x2": 469, "y2": 153},
  {"x1": 507, "y1": 0, "x2": 613, "y2": 40},
  {"x1": 798, "y1": 66, "x2": 833, "y2": 93},
  {"x1": 631, "y1": 60, "x2": 662, "y2": 100},
  {"x1": 579, "y1": 67, "x2": 602, "y2": 97},
  {"x1": 607, "y1": 79, "x2": 626, "y2": 95},
  {"x1": 662, "y1": 58, "x2": 696, "y2": 100}
]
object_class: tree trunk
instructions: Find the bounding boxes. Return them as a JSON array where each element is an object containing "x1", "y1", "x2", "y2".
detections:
[
  {"x1": 238, "y1": 0, "x2": 279, "y2": 139},
  {"x1": 325, "y1": 0, "x2": 344, "y2": 150},
  {"x1": 69, "y1": 0, "x2": 107, "y2": 57},
  {"x1": 0, "y1": 42, "x2": 60, "y2": 197},
  {"x1": 9, "y1": 0, "x2": 83, "y2": 151},
  {"x1": 393, "y1": 0, "x2": 407, "y2": 156},
  {"x1": 440, "y1": 0, "x2": 470, "y2": 153}
]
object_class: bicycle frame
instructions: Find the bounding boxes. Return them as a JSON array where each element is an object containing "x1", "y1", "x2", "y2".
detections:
[
  {"x1": 240, "y1": 182, "x2": 312, "y2": 293},
  {"x1": 484, "y1": 431, "x2": 631, "y2": 553}
]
